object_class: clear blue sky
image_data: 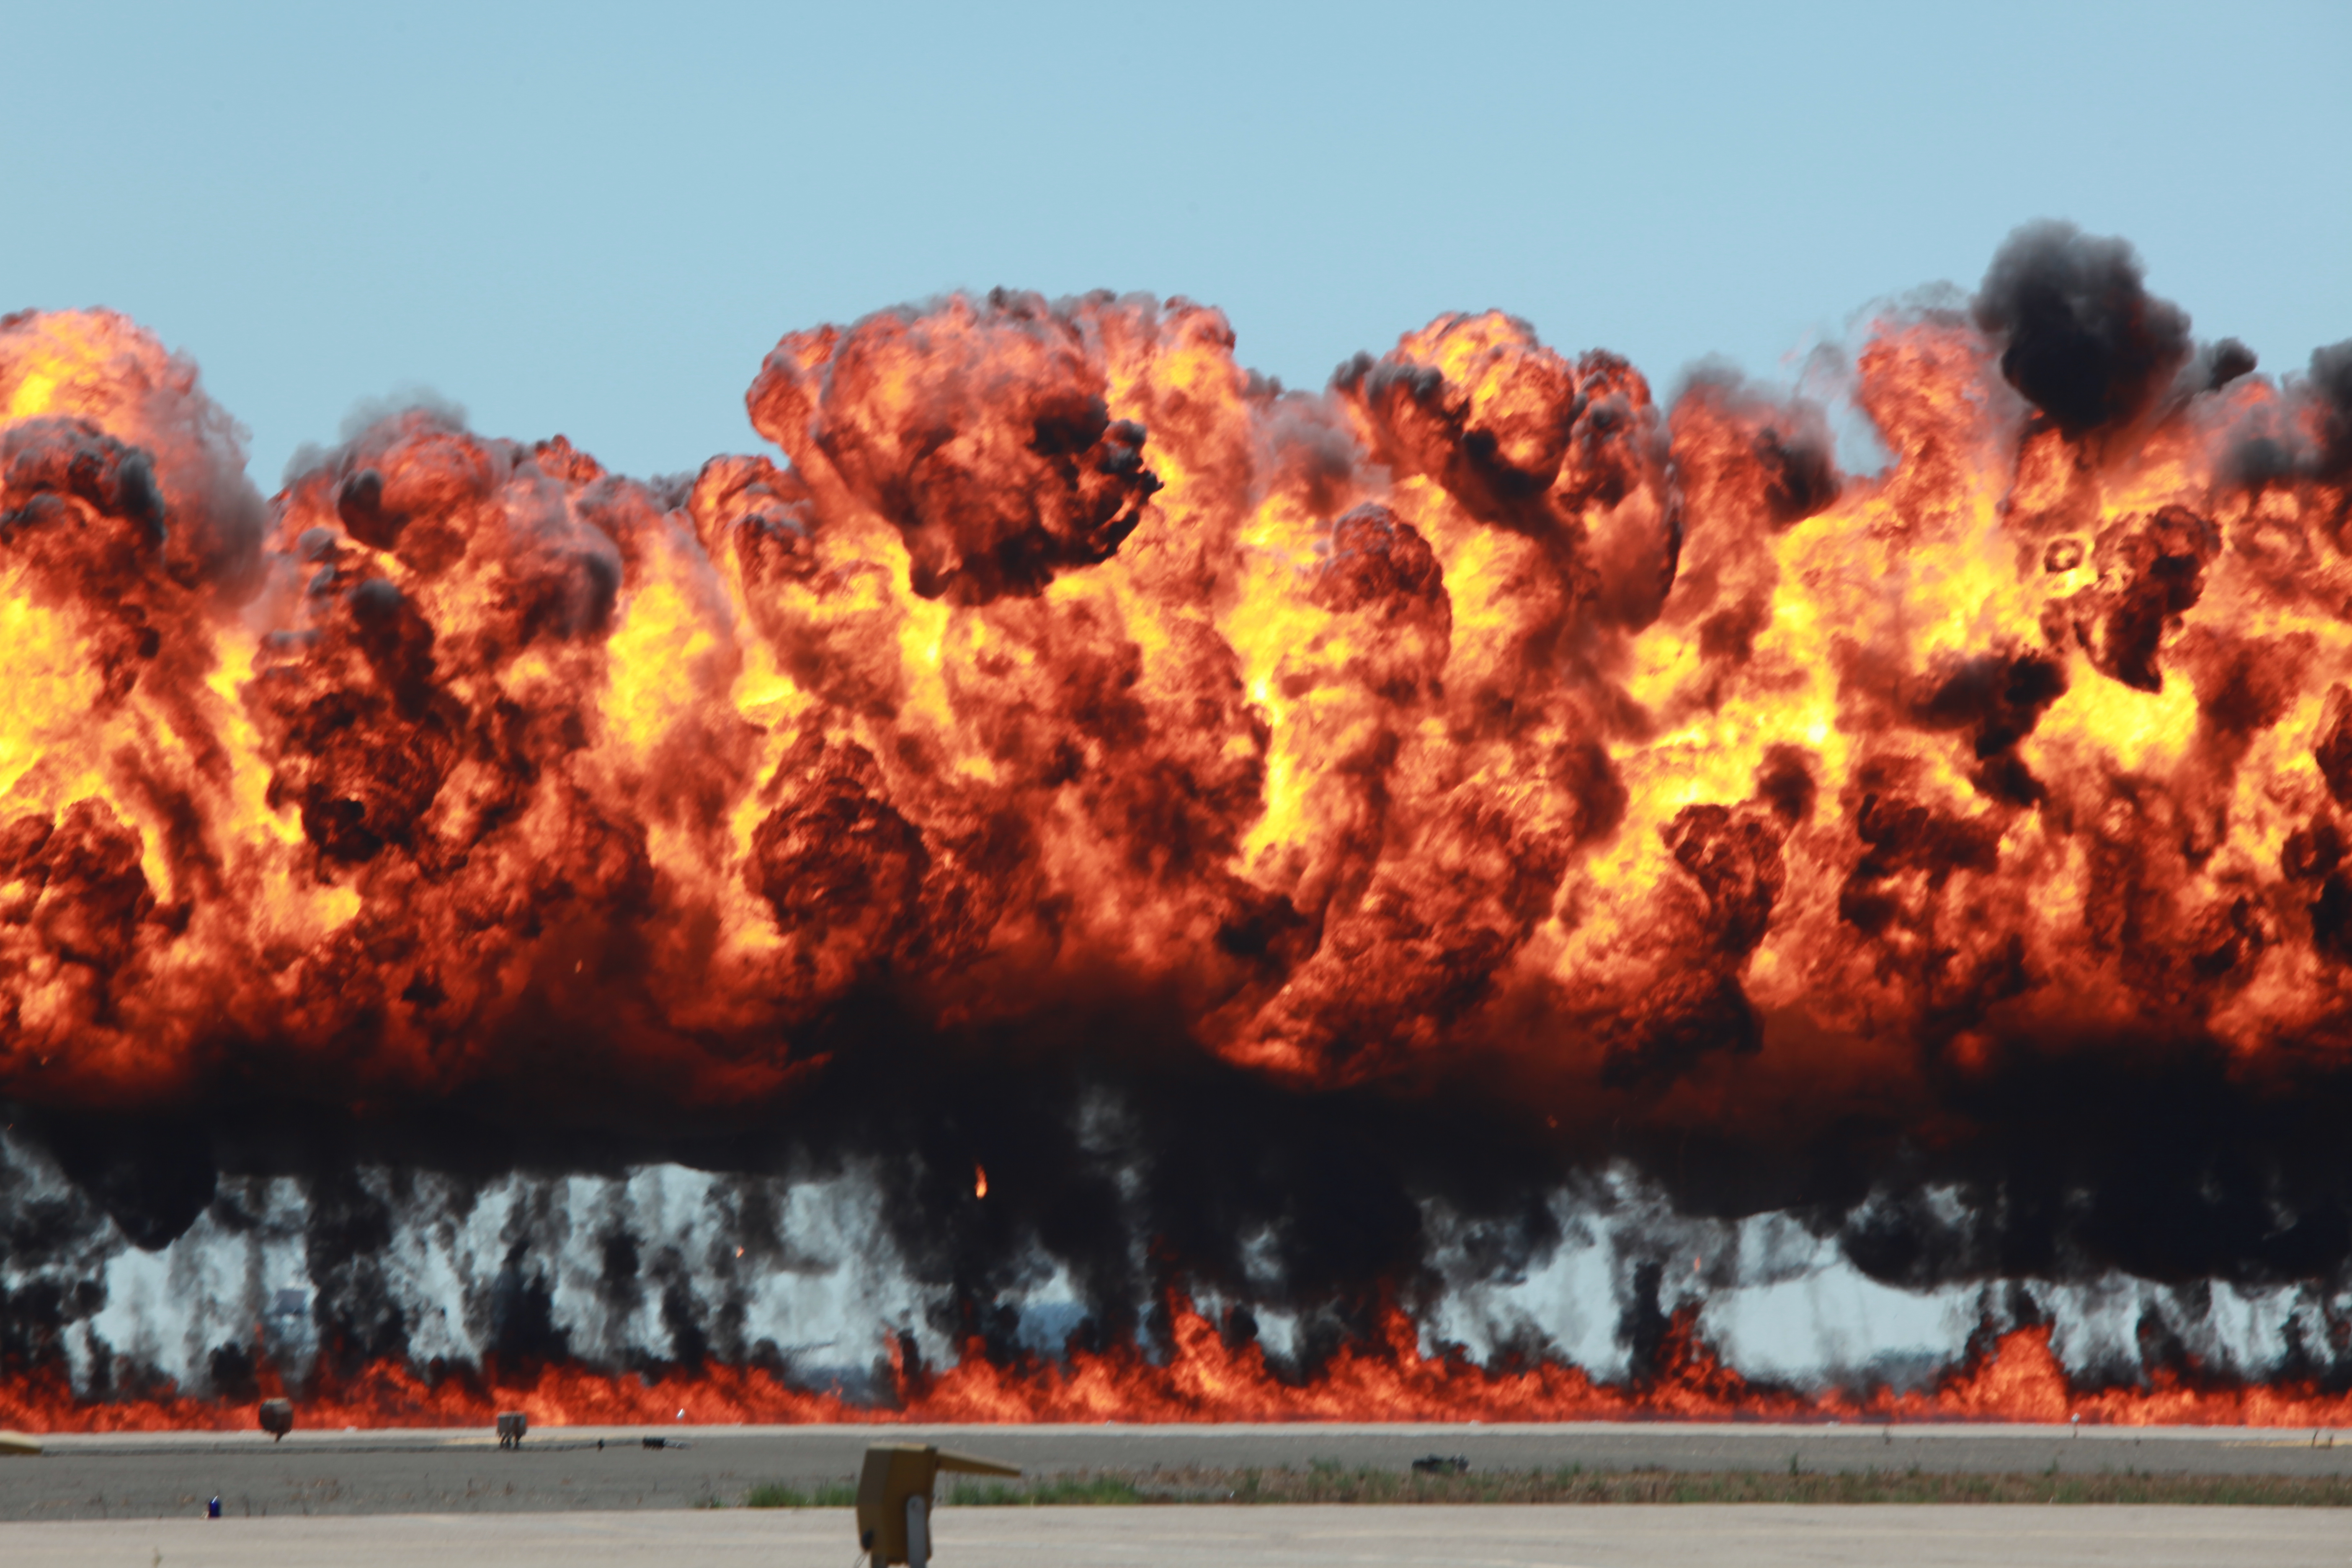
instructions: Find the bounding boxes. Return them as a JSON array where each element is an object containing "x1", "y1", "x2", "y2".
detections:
[{"x1": 8, "y1": 0, "x2": 2347, "y2": 487}]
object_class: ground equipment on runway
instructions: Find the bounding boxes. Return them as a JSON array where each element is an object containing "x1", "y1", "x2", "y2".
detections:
[
  {"x1": 856, "y1": 1442, "x2": 1021, "y2": 1568},
  {"x1": 0, "y1": 1431, "x2": 38, "y2": 1456},
  {"x1": 259, "y1": 1398, "x2": 294, "y2": 1439},
  {"x1": 496, "y1": 1411, "x2": 528, "y2": 1447}
]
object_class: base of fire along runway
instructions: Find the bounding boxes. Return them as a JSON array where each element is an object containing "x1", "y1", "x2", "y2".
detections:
[{"x1": 1, "y1": 1506, "x2": 2347, "y2": 1568}]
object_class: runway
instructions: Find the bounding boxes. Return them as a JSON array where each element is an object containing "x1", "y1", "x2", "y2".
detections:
[
  {"x1": 4, "y1": 1422, "x2": 2346, "y2": 1520},
  {"x1": 3, "y1": 1504, "x2": 2347, "y2": 1568}
]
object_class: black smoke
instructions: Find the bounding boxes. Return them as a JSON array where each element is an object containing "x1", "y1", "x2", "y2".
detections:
[
  {"x1": 7, "y1": 981, "x2": 2352, "y2": 1404},
  {"x1": 1973, "y1": 220, "x2": 2192, "y2": 438},
  {"x1": 2311, "y1": 339, "x2": 2352, "y2": 480}
]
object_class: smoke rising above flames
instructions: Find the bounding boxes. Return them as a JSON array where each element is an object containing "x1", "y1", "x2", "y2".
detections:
[{"x1": 5, "y1": 223, "x2": 2352, "y2": 1417}]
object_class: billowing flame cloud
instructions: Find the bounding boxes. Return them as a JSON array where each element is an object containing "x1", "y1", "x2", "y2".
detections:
[{"x1": 5, "y1": 227, "x2": 2352, "y2": 1424}]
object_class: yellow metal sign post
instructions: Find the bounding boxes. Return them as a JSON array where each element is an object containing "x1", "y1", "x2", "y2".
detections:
[{"x1": 855, "y1": 1443, "x2": 1021, "y2": 1568}]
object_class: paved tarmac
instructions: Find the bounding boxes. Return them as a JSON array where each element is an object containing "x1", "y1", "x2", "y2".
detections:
[
  {"x1": 4, "y1": 1504, "x2": 2349, "y2": 1568},
  {"x1": 3, "y1": 1422, "x2": 2346, "y2": 1520}
]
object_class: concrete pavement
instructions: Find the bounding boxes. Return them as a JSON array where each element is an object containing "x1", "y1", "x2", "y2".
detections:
[{"x1": 4, "y1": 1504, "x2": 2349, "y2": 1568}]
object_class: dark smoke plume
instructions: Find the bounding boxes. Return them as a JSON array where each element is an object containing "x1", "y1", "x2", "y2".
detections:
[
  {"x1": 1972, "y1": 220, "x2": 2192, "y2": 438},
  {"x1": 2310, "y1": 339, "x2": 2352, "y2": 480}
]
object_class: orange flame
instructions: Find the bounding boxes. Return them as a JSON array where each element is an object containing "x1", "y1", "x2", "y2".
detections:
[
  {"x1": 5, "y1": 284, "x2": 2346, "y2": 1119},
  {"x1": 3, "y1": 1298, "x2": 2347, "y2": 1433}
]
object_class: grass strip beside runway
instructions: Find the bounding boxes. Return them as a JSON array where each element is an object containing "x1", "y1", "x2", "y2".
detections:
[{"x1": 737, "y1": 1465, "x2": 2352, "y2": 1509}]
